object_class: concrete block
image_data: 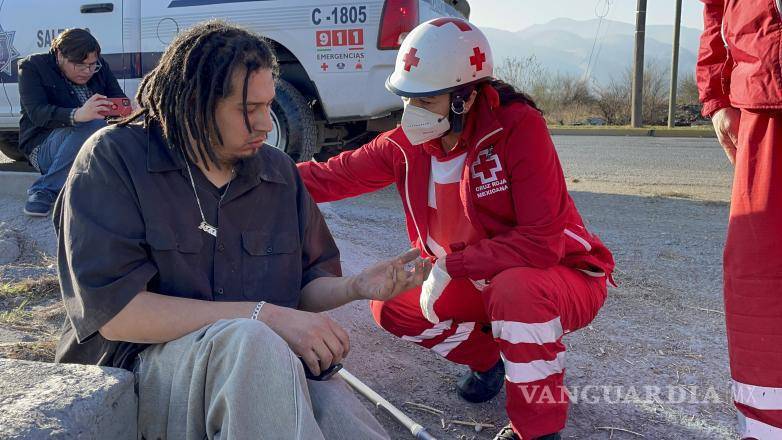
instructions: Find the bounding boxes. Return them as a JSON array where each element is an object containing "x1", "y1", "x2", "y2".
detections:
[
  {"x1": 0, "y1": 358, "x2": 137, "y2": 440},
  {"x1": 0, "y1": 171, "x2": 37, "y2": 198}
]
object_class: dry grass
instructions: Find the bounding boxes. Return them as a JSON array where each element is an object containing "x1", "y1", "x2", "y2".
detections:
[
  {"x1": 0, "y1": 340, "x2": 56, "y2": 362},
  {"x1": 0, "y1": 299, "x2": 34, "y2": 326},
  {"x1": 0, "y1": 276, "x2": 60, "y2": 301},
  {"x1": 0, "y1": 276, "x2": 63, "y2": 335}
]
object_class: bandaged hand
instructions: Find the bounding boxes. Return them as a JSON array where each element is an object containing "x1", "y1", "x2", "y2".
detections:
[{"x1": 420, "y1": 258, "x2": 451, "y2": 324}]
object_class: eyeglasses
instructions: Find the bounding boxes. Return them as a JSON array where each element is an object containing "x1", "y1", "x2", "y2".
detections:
[{"x1": 71, "y1": 60, "x2": 102, "y2": 73}]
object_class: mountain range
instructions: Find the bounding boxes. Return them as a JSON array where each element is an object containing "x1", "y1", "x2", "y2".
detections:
[{"x1": 481, "y1": 17, "x2": 702, "y2": 85}]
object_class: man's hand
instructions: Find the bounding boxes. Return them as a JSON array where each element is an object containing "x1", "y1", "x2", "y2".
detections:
[
  {"x1": 74, "y1": 94, "x2": 112, "y2": 123},
  {"x1": 711, "y1": 107, "x2": 741, "y2": 165},
  {"x1": 420, "y1": 258, "x2": 451, "y2": 324},
  {"x1": 349, "y1": 248, "x2": 431, "y2": 302},
  {"x1": 261, "y1": 304, "x2": 350, "y2": 376}
]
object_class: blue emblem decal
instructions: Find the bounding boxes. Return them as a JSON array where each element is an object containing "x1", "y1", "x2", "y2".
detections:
[{"x1": 0, "y1": 24, "x2": 19, "y2": 76}]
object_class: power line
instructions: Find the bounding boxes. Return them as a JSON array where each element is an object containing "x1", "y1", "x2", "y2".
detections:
[{"x1": 583, "y1": 0, "x2": 612, "y2": 83}]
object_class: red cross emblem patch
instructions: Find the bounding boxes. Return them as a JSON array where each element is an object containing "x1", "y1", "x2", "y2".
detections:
[
  {"x1": 470, "y1": 47, "x2": 486, "y2": 72},
  {"x1": 471, "y1": 148, "x2": 502, "y2": 184},
  {"x1": 429, "y1": 18, "x2": 473, "y2": 32},
  {"x1": 403, "y1": 47, "x2": 420, "y2": 72}
]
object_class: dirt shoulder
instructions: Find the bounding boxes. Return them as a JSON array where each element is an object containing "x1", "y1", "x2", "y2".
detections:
[{"x1": 0, "y1": 178, "x2": 736, "y2": 438}]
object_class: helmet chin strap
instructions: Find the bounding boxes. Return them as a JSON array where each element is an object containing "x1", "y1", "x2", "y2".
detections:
[
  {"x1": 447, "y1": 85, "x2": 475, "y2": 135},
  {"x1": 449, "y1": 97, "x2": 466, "y2": 134}
]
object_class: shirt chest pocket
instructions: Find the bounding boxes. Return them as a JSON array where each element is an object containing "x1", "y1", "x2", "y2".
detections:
[
  {"x1": 145, "y1": 224, "x2": 204, "y2": 284},
  {"x1": 240, "y1": 230, "x2": 302, "y2": 304}
]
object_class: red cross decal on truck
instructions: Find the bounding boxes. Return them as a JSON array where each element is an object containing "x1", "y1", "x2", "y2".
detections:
[
  {"x1": 430, "y1": 17, "x2": 473, "y2": 32},
  {"x1": 403, "y1": 47, "x2": 420, "y2": 71},
  {"x1": 471, "y1": 148, "x2": 502, "y2": 184},
  {"x1": 470, "y1": 47, "x2": 486, "y2": 71},
  {"x1": 321, "y1": 63, "x2": 328, "y2": 71}
]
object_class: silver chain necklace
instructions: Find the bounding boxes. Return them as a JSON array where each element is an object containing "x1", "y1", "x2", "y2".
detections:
[{"x1": 180, "y1": 148, "x2": 234, "y2": 237}]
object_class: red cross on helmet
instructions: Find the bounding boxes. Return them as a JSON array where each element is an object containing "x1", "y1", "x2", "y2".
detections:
[{"x1": 386, "y1": 17, "x2": 493, "y2": 97}]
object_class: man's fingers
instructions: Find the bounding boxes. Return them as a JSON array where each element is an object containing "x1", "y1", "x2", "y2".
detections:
[
  {"x1": 415, "y1": 259, "x2": 430, "y2": 284},
  {"x1": 396, "y1": 248, "x2": 420, "y2": 265},
  {"x1": 321, "y1": 331, "x2": 345, "y2": 365},
  {"x1": 302, "y1": 351, "x2": 321, "y2": 376},
  {"x1": 725, "y1": 146, "x2": 737, "y2": 165},
  {"x1": 329, "y1": 320, "x2": 351, "y2": 359},
  {"x1": 718, "y1": 132, "x2": 737, "y2": 166},
  {"x1": 312, "y1": 340, "x2": 334, "y2": 373}
]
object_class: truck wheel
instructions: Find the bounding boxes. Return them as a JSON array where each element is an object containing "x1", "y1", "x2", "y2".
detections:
[
  {"x1": 0, "y1": 132, "x2": 25, "y2": 162},
  {"x1": 268, "y1": 78, "x2": 317, "y2": 162}
]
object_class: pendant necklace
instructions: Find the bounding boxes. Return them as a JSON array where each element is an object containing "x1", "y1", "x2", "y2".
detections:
[{"x1": 180, "y1": 148, "x2": 234, "y2": 237}]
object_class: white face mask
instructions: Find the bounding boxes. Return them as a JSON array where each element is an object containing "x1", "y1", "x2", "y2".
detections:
[{"x1": 400, "y1": 102, "x2": 450, "y2": 145}]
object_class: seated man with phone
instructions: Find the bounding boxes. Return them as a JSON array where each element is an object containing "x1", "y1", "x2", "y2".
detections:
[{"x1": 17, "y1": 28, "x2": 128, "y2": 216}]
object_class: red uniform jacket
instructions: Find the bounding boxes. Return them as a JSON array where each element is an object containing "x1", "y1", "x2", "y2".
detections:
[
  {"x1": 697, "y1": 0, "x2": 782, "y2": 116},
  {"x1": 297, "y1": 84, "x2": 615, "y2": 283}
]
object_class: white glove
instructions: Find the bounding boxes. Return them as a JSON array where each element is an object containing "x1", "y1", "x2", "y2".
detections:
[{"x1": 420, "y1": 258, "x2": 451, "y2": 324}]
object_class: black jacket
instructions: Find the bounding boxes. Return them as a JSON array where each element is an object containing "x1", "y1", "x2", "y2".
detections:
[{"x1": 17, "y1": 52, "x2": 125, "y2": 157}]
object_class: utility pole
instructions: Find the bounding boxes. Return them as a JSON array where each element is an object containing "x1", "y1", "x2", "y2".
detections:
[
  {"x1": 631, "y1": 0, "x2": 647, "y2": 128},
  {"x1": 667, "y1": 0, "x2": 683, "y2": 128}
]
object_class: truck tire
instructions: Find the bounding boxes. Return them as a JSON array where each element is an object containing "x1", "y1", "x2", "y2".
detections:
[
  {"x1": 268, "y1": 78, "x2": 317, "y2": 162},
  {"x1": 0, "y1": 132, "x2": 25, "y2": 162}
]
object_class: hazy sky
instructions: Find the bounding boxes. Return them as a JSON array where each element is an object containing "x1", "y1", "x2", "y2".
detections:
[{"x1": 470, "y1": 0, "x2": 705, "y2": 32}]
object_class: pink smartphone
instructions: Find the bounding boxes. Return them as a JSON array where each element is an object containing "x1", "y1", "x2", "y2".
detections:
[{"x1": 99, "y1": 97, "x2": 132, "y2": 117}]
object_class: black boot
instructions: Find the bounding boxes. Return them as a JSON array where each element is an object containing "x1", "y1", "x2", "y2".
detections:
[
  {"x1": 456, "y1": 360, "x2": 505, "y2": 403},
  {"x1": 493, "y1": 423, "x2": 561, "y2": 440}
]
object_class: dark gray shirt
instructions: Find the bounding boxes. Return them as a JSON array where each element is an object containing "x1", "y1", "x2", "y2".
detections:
[{"x1": 53, "y1": 119, "x2": 340, "y2": 370}]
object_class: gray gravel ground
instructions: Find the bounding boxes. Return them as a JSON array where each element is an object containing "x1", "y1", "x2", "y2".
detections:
[{"x1": 0, "y1": 135, "x2": 738, "y2": 439}]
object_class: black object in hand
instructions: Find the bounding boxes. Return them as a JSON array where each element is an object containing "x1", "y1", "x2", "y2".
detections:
[{"x1": 300, "y1": 357, "x2": 343, "y2": 381}]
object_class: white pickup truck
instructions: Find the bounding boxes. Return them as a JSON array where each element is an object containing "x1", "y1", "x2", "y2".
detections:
[{"x1": 0, "y1": 0, "x2": 468, "y2": 162}]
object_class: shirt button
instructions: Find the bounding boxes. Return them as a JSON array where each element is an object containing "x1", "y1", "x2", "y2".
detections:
[
  {"x1": 216, "y1": 288, "x2": 224, "y2": 295},
  {"x1": 217, "y1": 243, "x2": 225, "y2": 252},
  {"x1": 266, "y1": 246, "x2": 273, "y2": 254}
]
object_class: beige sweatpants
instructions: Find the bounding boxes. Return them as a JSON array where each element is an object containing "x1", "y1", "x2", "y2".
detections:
[{"x1": 134, "y1": 318, "x2": 390, "y2": 440}]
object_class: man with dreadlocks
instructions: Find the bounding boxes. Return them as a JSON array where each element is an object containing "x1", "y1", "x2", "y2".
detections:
[{"x1": 52, "y1": 21, "x2": 429, "y2": 439}]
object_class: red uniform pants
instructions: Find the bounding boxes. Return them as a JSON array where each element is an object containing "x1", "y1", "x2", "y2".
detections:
[
  {"x1": 370, "y1": 265, "x2": 607, "y2": 439},
  {"x1": 724, "y1": 110, "x2": 782, "y2": 439}
]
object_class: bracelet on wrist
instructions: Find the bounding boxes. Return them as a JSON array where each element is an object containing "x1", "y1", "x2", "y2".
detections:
[{"x1": 250, "y1": 300, "x2": 266, "y2": 321}]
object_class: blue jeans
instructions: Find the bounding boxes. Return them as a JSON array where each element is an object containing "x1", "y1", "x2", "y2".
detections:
[{"x1": 28, "y1": 119, "x2": 107, "y2": 196}]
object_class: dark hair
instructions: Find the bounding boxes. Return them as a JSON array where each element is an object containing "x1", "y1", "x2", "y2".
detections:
[
  {"x1": 51, "y1": 29, "x2": 101, "y2": 62},
  {"x1": 488, "y1": 78, "x2": 540, "y2": 112},
  {"x1": 120, "y1": 20, "x2": 279, "y2": 169}
]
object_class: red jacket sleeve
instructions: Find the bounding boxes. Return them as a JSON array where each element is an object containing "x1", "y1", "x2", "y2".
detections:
[
  {"x1": 296, "y1": 133, "x2": 397, "y2": 203},
  {"x1": 697, "y1": 0, "x2": 732, "y2": 117},
  {"x1": 445, "y1": 110, "x2": 569, "y2": 280}
]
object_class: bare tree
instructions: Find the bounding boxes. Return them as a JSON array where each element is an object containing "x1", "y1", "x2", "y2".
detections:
[
  {"x1": 546, "y1": 73, "x2": 594, "y2": 124},
  {"x1": 494, "y1": 55, "x2": 547, "y2": 97},
  {"x1": 642, "y1": 59, "x2": 670, "y2": 125},
  {"x1": 594, "y1": 76, "x2": 630, "y2": 125},
  {"x1": 677, "y1": 72, "x2": 700, "y2": 105},
  {"x1": 592, "y1": 58, "x2": 671, "y2": 126}
]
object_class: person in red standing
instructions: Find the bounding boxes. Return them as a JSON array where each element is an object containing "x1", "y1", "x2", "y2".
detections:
[
  {"x1": 298, "y1": 17, "x2": 615, "y2": 440},
  {"x1": 698, "y1": 1, "x2": 782, "y2": 438}
]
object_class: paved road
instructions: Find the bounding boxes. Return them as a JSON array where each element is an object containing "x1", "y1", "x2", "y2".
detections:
[
  {"x1": 553, "y1": 135, "x2": 731, "y2": 202},
  {"x1": 2, "y1": 134, "x2": 731, "y2": 200}
]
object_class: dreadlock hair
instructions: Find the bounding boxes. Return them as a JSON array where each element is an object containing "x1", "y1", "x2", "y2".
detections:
[{"x1": 119, "y1": 20, "x2": 279, "y2": 170}]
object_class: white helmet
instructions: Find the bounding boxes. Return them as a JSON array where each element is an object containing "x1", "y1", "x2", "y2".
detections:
[{"x1": 386, "y1": 17, "x2": 493, "y2": 97}]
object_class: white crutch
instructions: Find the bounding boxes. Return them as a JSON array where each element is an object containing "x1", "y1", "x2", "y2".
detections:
[{"x1": 338, "y1": 368, "x2": 438, "y2": 440}]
